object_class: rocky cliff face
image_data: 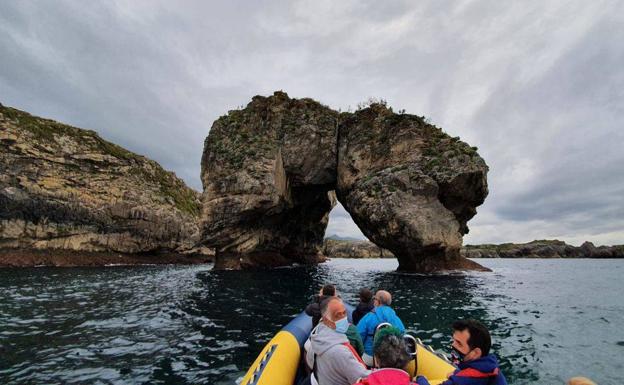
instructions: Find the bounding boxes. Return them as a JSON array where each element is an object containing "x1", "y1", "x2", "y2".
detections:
[
  {"x1": 0, "y1": 103, "x2": 207, "y2": 262},
  {"x1": 463, "y1": 240, "x2": 624, "y2": 258},
  {"x1": 336, "y1": 104, "x2": 488, "y2": 272},
  {"x1": 200, "y1": 92, "x2": 338, "y2": 268},
  {"x1": 201, "y1": 92, "x2": 489, "y2": 272}
]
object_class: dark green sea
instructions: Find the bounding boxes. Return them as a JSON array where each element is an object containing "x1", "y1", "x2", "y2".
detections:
[{"x1": 1, "y1": 258, "x2": 622, "y2": 385}]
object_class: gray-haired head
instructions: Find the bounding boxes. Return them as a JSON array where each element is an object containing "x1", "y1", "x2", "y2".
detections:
[{"x1": 373, "y1": 329, "x2": 411, "y2": 369}]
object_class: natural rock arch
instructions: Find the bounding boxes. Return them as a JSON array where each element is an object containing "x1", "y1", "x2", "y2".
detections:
[{"x1": 200, "y1": 92, "x2": 489, "y2": 272}]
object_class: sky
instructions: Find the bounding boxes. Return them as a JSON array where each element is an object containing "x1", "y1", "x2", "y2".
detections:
[{"x1": 1, "y1": 1, "x2": 623, "y2": 246}]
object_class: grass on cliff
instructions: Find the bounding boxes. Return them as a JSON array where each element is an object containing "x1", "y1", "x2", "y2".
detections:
[
  {"x1": 1, "y1": 105, "x2": 137, "y2": 160},
  {"x1": 2, "y1": 104, "x2": 201, "y2": 217},
  {"x1": 150, "y1": 167, "x2": 201, "y2": 217}
]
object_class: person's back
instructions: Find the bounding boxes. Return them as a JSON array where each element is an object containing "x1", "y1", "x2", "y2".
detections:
[
  {"x1": 352, "y1": 288, "x2": 374, "y2": 326},
  {"x1": 357, "y1": 290, "x2": 405, "y2": 365}
]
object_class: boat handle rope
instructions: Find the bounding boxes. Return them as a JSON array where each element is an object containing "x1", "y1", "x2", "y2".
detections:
[{"x1": 245, "y1": 344, "x2": 278, "y2": 385}]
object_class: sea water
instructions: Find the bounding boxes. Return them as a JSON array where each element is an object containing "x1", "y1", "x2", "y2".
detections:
[{"x1": 0, "y1": 259, "x2": 622, "y2": 384}]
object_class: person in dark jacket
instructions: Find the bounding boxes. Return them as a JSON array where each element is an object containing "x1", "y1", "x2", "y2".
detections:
[
  {"x1": 306, "y1": 284, "x2": 336, "y2": 327},
  {"x1": 352, "y1": 288, "x2": 374, "y2": 326},
  {"x1": 443, "y1": 319, "x2": 508, "y2": 385}
]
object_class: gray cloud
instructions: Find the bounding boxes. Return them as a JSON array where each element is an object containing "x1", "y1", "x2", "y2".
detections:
[{"x1": 1, "y1": 0, "x2": 622, "y2": 245}]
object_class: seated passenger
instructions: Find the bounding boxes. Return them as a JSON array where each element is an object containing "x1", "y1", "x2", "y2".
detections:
[
  {"x1": 352, "y1": 288, "x2": 374, "y2": 326},
  {"x1": 352, "y1": 326, "x2": 430, "y2": 385},
  {"x1": 443, "y1": 319, "x2": 508, "y2": 385},
  {"x1": 306, "y1": 284, "x2": 337, "y2": 327},
  {"x1": 305, "y1": 297, "x2": 364, "y2": 367},
  {"x1": 357, "y1": 290, "x2": 405, "y2": 366},
  {"x1": 305, "y1": 297, "x2": 370, "y2": 385}
]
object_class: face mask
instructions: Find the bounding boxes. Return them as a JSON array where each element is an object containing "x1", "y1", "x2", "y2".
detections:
[
  {"x1": 451, "y1": 346, "x2": 468, "y2": 363},
  {"x1": 334, "y1": 316, "x2": 349, "y2": 334}
]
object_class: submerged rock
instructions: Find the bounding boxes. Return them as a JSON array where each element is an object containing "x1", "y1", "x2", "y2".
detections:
[
  {"x1": 0, "y1": 104, "x2": 207, "y2": 262},
  {"x1": 201, "y1": 92, "x2": 490, "y2": 272}
]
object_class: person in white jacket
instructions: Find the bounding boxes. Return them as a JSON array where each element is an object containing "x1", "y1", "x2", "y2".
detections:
[{"x1": 305, "y1": 297, "x2": 370, "y2": 385}]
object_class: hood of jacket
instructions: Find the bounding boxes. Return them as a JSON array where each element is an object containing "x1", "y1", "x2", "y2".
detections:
[{"x1": 309, "y1": 322, "x2": 349, "y2": 355}]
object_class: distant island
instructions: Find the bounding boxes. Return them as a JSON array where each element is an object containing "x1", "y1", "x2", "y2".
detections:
[{"x1": 323, "y1": 237, "x2": 624, "y2": 259}]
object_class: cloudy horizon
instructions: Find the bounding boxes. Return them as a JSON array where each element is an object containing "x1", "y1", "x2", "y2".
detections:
[{"x1": 1, "y1": 1, "x2": 622, "y2": 246}]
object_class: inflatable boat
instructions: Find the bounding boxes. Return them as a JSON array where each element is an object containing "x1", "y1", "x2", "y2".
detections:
[{"x1": 240, "y1": 307, "x2": 456, "y2": 385}]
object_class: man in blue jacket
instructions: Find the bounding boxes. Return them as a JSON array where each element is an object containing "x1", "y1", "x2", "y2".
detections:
[
  {"x1": 357, "y1": 290, "x2": 405, "y2": 366},
  {"x1": 443, "y1": 319, "x2": 508, "y2": 385}
]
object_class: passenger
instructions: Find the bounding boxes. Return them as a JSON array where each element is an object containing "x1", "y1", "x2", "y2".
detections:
[
  {"x1": 352, "y1": 326, "x2": 430, "y2": 385},
  {"x1": 443, "y1": 319, "x2": 508, "y2": 385},
  {"x1": 306, "y1": 284, "x2": 337, "y2": 327},
  {"x1": 357, "y1": 290, "x2": 405, "y2": 366},
  {"x1": 305, "y1": 297, "x2": 364, "y2": 365},
  {"x1": 567, "y1": 377, "x2": 596, "y2": 385},
  {"x1": 305, "y1": 297, "x2": 370, "y2": 385},
  {"x1": 352, "y1": 288, "x2": 374, "y2": 326}
]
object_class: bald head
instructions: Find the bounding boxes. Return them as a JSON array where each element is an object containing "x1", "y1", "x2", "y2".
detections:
[
  {"x1": 567, "y1": 377, "x2": 596, "y2": 385},
  {"x1": 374, "y1": 290, "x2": 392, "y2": 306},
  {"x1": 321, "y1": 297, "x2": 346, "y2": 329}
]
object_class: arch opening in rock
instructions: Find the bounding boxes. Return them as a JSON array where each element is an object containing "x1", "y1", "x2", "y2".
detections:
[{"x1": 200, "y1": 91, "x2": 490, "y2": 273}]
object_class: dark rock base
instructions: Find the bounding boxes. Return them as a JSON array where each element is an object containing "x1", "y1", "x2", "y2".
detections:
[
  {"x1": 396, "y1": 255, "x2": 491, "y2": 273},
  {"x1": 0, "y1": 248, "x2": 213, "y2": 268}
]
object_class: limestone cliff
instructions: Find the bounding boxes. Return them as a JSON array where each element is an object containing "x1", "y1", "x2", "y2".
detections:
[
  {"x1": 0, "y1": 103, "x2": 208, "y2": 263},
  {"x1": 200, "y1": 92, "x2": 338, "y2": 268},
  {"x1": 337, "y1": 104, "x2": 488, "y2": 272},
  {"x1": 200, "y1": 92, "x2": 490, "y2": 272}
]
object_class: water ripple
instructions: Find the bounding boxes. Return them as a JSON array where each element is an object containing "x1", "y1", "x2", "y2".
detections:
[{"x1": 0, "y1": 259, "x2": 623, "y2": 384}]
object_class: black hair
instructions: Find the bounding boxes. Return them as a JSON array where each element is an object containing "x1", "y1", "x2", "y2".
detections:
[
  {"x1": 452, "y1": 319, "x2": 491, "y2": 356},
  {"x1": 321, "y1": 284, "x2": 336, "y2": 297},
  {"x1": 359, "y1": 288, "x2": 373, "y2": 303}
]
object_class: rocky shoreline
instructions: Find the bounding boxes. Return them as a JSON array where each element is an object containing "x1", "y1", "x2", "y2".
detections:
[
  {"x1": 0, "y1": 248, "x2": 214, "y2": 268},
  {"x1": 323, "y1": 239, "x2": 624, "y2": 259},
  {"x1": 462, "y1": 240, "x2": 624, "y2": 259}
]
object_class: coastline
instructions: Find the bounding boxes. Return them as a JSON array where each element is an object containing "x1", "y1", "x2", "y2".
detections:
[{"x1": 0, "y1": 248, "x2": 214, "y2": 268}]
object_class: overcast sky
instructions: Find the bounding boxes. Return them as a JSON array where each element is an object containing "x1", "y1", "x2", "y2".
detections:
[{"x1": 1, "y1": 1, "x2": 623, "y2": 246}]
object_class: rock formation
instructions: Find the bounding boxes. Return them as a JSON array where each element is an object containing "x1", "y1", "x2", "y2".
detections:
[
  {"x1": 200, "y1": 92, "x2": 338, "y2": 268},
  {"x1": 462, "y1": 240, "x2": 624, "y2": 259},
  {"x1": 201, "y1": 92, "x2": 489, "y2": 272},
  {"x1": 323, "y1": 239, "x2": 394, "y2": 259},
  {"x1": 0, "y1": 103, "x2": 210, "y2": 264}
]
